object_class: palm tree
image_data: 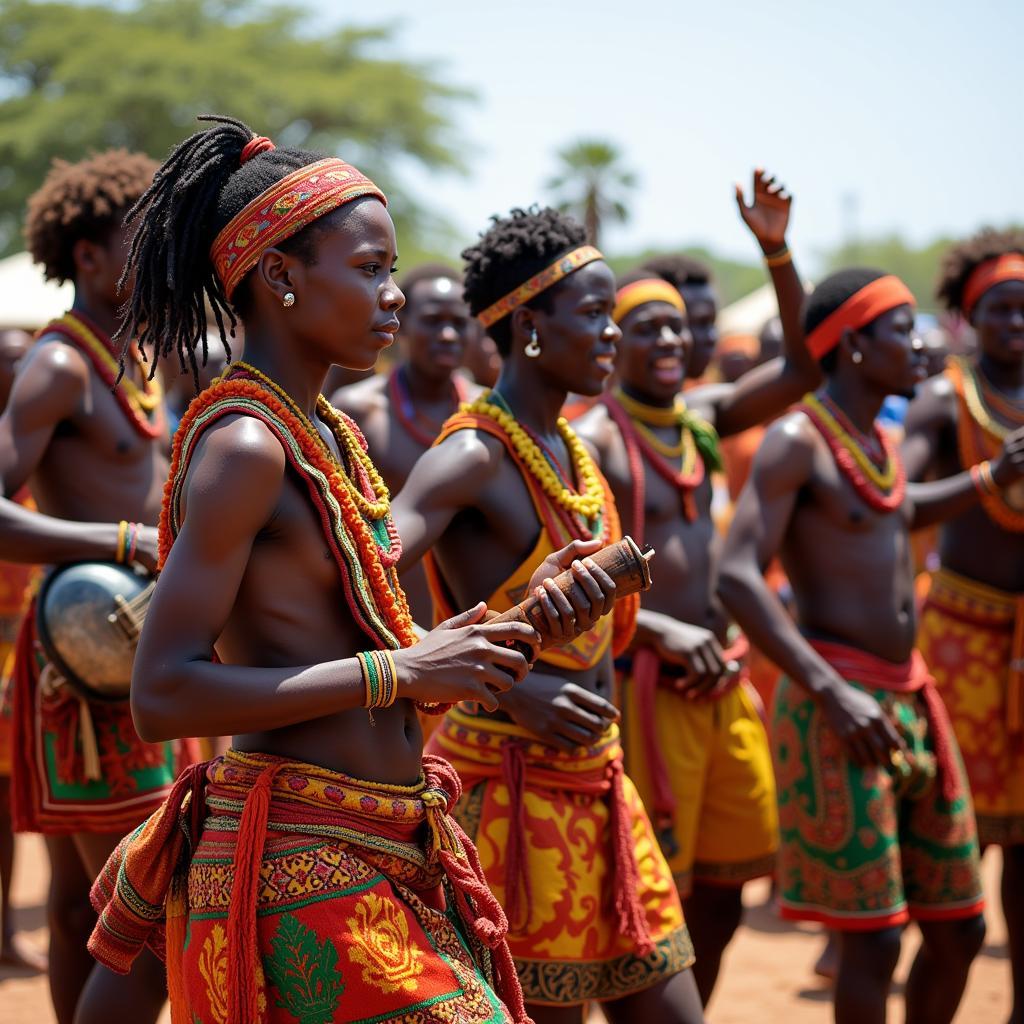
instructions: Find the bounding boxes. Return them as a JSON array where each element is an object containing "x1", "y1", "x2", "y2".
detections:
[{"x1": 546, "y1": 139, "x2": 637, "y2": 246}]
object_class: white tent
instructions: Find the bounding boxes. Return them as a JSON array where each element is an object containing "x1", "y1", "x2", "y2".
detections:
[
  {"x1": 718, "y1": 279, "x2": 814, "y2": 338},
  {"x1": 0, "y1": 251, "x2": 72, "y2": 330}
]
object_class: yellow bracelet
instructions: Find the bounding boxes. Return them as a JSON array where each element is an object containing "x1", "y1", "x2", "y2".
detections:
[
  {"x1": 115, "y1": 520, "x2": 128, "y2": 564},
  {"x1": 979, "y1": 459, "x2": 1000, "y2": 495},
  {"x1": 764, "y1": 246, "x2": 792, "y2": 268}
]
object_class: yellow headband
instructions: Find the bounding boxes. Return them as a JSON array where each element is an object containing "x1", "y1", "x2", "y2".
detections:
[
  {"x1": 613, "y1": 279, "x2": 686, "y2": 324},
  {"x1": 477, "y1": 245, "x2": 603, "y2": 328}
]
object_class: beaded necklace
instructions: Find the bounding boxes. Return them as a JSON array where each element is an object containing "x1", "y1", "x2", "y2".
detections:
[
  {"x1": 948, "y1": 357, "x2": 1024, "y2": 531},
  {"x1": 604, "y1": 388, "x2": 715, "y2": 524},
  {"x1": 388, "y1": 365, "x2": 470, "y2": 448},
  {"x1": 162, "y1": 369, "x2": 416, "y2": 656},
  {"x1": 801, "y1": 392, "x2": 906, "y2": 513},
  {"x1": 465, "y1": 391, "x2": 606, "y2": 524},
  {"x1": 41, "y1": 311, "x2": 165, "y2": 440}
]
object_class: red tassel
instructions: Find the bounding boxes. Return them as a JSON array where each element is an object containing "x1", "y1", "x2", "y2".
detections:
[
  {"x1": 227, "y1": 762, "x2": 281, "y2": 1024},
  {"x1": 500, "y1": 741, "x2": 532, "y2": 932},
  {"x1": 608, "y1": 760, "x2": 654, "y2": 956},
  {"x1": 632, "y1": 648, "x2": 676, "y2": 829}
]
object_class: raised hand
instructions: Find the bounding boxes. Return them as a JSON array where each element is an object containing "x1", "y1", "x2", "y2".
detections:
[
  {"x1": 394, "y1": 603, "x2": 541, "y2": 712},
  {"x1": 734, "y1": 168, "x2": 792, "y2": 255}
]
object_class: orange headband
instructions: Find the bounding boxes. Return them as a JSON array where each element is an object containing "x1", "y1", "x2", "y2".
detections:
[
  {"x1": 806, "y1": 275, "x2": 916, "y2": 361},
  {"x1": 210, "y1": 157, "x2": 387, "y2": 301},
  {"x1": 477, "y1": 245, "x2": 603, "y2": 328},
  {"x1": 962, "y1": 254, "x2": 1024, "y2": 318},
  {"x1": 613, "y1": 278, "x2": 686, "y2": 324}
]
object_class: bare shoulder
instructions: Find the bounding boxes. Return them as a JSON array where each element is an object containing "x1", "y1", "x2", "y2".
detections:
[
  {"x1": 431, "y1": 422, "x2": 507, "y2": 475},
  {"x1": 572, "y1": 402, "x2": 617, "y2": 462},
  {"x1": 183, "y1": 413, "x2": 286, "y2": 506},
  {"x1": 904, "y1": 372, "x2": 956, "y2": 434},
  {"x1": 19, "y1": 335, "x2": 90, "y2": 390},
  {"x1": 753, "y1": 409, "x2": 819, "y2": 485},
  {"x1": 330, "y1": 373, "x2": 387, "y2": 417}
]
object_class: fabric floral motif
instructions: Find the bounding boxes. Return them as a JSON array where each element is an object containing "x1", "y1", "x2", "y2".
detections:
[
  {"x1": 919, "y1": 569, "x2": 1024, "y2": 846},
  {"x1": 773, "y1": 674, "x2": 983, "y2": 930},
  {"x1": 265, "y1": 913, "x2": 346, "y2": 1024},
  {"x1": 345, "y1": 891, "x2": 426, "y2": 995},
  {"x1": 198, "y1": 923, "x2": 229, "y2": 1024}
]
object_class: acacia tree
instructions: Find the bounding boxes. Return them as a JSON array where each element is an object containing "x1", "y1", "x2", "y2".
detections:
[
  {"x1": 0, "y1": 0, "x2": 470, "y2": 255},
  {"x1": 546, "y1": 139, "x2": 637, "y2": 247}
]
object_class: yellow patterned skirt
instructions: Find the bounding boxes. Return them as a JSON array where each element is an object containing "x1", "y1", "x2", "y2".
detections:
[
  {"x1": 426, "y1": 708, "x2": 693, "y2": 1006},
  {"x1": 918, "y1": 568, "x2": 1024, "y2": 846}
]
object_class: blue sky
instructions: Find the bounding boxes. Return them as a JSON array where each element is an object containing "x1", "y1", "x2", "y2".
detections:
[{"x1": 316, "y1": 0, "x2": 1021, "y2": 266}]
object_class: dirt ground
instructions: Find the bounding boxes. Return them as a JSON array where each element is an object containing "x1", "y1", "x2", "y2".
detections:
[{"x1": 0, "y1": 834, "x2": 1010, "y2": 1023}]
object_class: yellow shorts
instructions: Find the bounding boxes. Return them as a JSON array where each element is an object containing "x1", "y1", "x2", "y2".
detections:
[{"x1": 620, "y1": 655, "x2": 778, "y2": 894}]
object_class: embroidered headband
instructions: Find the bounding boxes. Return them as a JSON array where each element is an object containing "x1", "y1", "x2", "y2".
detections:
[
  {"x1": 807, "y1": 275, "x2": 916, "y2": 361},
  {"x1": 613, "y1": 278, "x2": 686, "y2": 324},
  {"x1": 477, "y1": 245, "x2": 603, "y2": 328},
  {"x1": 210, "y1": 157, "x2": 387, "y2": 301},
  {"x1": 962, "y1": 254, "x2": 1024, "y2": 318}
]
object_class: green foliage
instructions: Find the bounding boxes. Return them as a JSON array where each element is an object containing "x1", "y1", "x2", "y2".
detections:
[
  {"x1": 265, "y1": 913, "x2": 345, "y2": 1024},
  {"x1": 546, "y1": 138, "x2": 637, "y2": 246},
  {"x1": 0, "y1": 0, "x2": 471, "y2": 255},
  {"x1": 823, "y1": 235, "x2": 955, "y2": 314},
  {"x1": 604, "y1": 246, "x2": 767, "y2": 307}
]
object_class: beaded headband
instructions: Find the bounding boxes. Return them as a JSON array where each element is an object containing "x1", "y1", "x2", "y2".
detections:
[
  {"x1": 613, "y1": 278, "x2": 686, "y2": 324},
  {"x1": 807, "y1": 275, "x2": 916, "y2": 361},
  {"x1": 210, "y1": 157, "x2": 387, "y2": 301},
  {"x1": 477, "y1": 245, "x2": 603, "y2": 328},
  {"x1": 962, "y1": 254, "x2": 1024, "y2": 318}
]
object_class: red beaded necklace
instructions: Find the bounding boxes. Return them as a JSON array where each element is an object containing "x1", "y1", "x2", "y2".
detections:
[
  {"x1": 800, "y1": 393, "x2": 906, "y2": 513},
  {"x1": 388, "y1": 365, "x2": 470, "y2": 448}
]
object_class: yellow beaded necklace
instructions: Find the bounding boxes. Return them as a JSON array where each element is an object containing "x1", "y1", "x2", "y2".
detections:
[
  {"x1": 613, "y1": 387, "x2": 699, "y2": 472},
  {"x1": 803, "y1": 392, "x2": 898, "y2": 490},
  {"x1": 465, "y1": 392, "x2": 605, "y2": 521},
  {"x1": 234, "y1": 361, "x2": 391, "y2": 520}
]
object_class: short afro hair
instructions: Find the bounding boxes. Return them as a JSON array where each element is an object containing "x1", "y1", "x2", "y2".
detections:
[
  {"x1": 398, "y1": 262, "x2": 462, "y2": 317},
  {"x1": 461, "y1": 206, "x2": 586, "y2": 356},
  {"x1": 804, "y1": 268, "x2": 887, "y2": 373},
  {"x1": 641, "y1": 253, "x2": 712, "y2": 290},
  {"x1": 24, "y1": 149, "x2": 158, "y2": 284},
  {"x1": 936, "y1": 227, "x2": 1024, "y2": 315}
]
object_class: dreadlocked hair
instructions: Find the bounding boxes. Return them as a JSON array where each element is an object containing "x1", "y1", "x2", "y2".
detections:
[
  {"x1": 936, "y1": 227, "x2": 1024, "y2": 315},
  {"x1": 804, "y1": 267, "x2": 887, "y2": 374},
  {"x1": 24, "y1": 149, "x2": 158, "y2": 285},
  {"x1": 461, "y1": 206, "x2": 587, "y2": 356},
  {"x1": 118, "y1": 114, "x2": 330, "y2": 386},
  {"x1": 641, "y1": 253, "x2": 712, "y2": 290}
]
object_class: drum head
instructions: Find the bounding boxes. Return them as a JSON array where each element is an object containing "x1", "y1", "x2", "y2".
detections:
[{"x1": 36, "y1": 562, "x2": 148, "y2": 702}]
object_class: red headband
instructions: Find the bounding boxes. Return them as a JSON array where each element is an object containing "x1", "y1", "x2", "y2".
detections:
[
  {"x1": 962, "y1": 254, "x2": 1024, "y2": 318},
  {"x1": 807, "y1": 275, "x2": 916, "y2": 361},
  {"x1": 210, "y1": 157, "x2": 386, "y2": 301}
]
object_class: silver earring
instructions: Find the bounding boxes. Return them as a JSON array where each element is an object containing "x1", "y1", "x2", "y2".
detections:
[
  {"x1": 282, "y1": 291, "x2": 296, "y2": 308},
  {"x1": 851, "y1": 350, "x2": 863, "y2": 364},
  {"x1": 524, "y1": 328, "x2": 542, "y2": 359}
]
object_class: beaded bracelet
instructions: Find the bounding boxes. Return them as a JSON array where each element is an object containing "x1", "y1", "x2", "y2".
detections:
[
  {"x1": 357, "y1": 649, "x2": 399, "y2": 710},
  {"x1": 763, "y1": 245, "x2": 792, "y2": 268}
]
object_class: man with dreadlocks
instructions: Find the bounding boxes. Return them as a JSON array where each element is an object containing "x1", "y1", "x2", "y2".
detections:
[
  {"x1": 572, "y1": 169, "x2": 814, "y2": 1006},
  {"x1": 719, "y1": 264, "x2": 1024, "y2": 1023},
  {"x1": 902, "y1": 228, "x2": 1024, "y2": 1022},
  {"x1": 641, "y1": 253, "x2": 720, "y2": 381},
  {"x1": 394, "y1": 207, "x2": 703, "y2": 1024},
  {"x1": 333, "y1": 263, "x2": 479, "y2": 622},
  {"x1": 85, "y1": 115, "x2": 619, "y2": 1024},
  {"x1": 0, "y1": 150, "x2": 192, "y2": 1023}
]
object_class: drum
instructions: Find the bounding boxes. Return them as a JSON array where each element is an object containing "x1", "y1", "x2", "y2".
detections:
[{"x1": 35, "y1": 561, "x2": 154, "y2": 702}]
